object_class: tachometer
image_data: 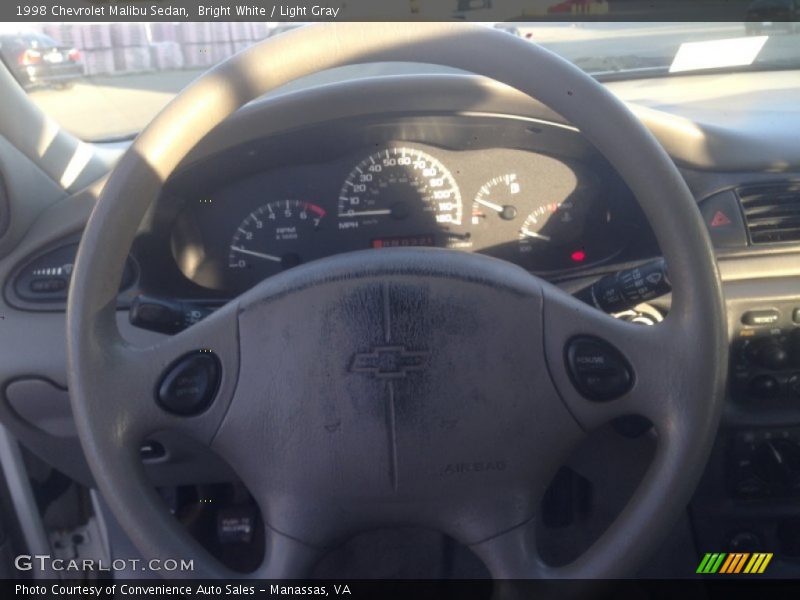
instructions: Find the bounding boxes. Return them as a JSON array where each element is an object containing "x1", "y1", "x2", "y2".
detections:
[
  {"x1": 337, "y1": 146, "x2": 462, "y2": 228},
  {"x1": 227, "y1": 199, "x2": 325, "y2": 277}
]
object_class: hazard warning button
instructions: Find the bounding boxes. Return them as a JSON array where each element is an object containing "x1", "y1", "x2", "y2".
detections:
[
  {"x1": 700, "y1": 190, "x2": 748, "y2": 248},
  {"x1": 709, "y1": 210, "x2": 732, "y2": 228}
]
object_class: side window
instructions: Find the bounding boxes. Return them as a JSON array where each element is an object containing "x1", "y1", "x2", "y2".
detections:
[{"x1": 0, "y1": 37, "x2": 20, "y2": 53}]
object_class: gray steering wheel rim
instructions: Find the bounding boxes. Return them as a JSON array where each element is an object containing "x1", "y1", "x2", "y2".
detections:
[{"x1": 67, "y1": 22, "x2": 727, "y2": 579}]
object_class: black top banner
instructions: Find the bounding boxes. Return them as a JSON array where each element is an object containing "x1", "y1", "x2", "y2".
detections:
[{"x1": 1, "y1": 0, "x2": 792, "y2": 23}]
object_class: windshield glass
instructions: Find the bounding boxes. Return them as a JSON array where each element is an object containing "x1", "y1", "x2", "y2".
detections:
[{"x1": 1, "y1": 21, "x2": 798, "y2": 141}]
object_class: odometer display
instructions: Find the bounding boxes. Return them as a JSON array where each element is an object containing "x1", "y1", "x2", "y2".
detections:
[
  {"x1": 337, "y1": 146, "x2": 462, "y2": 228},
  {"x1": 371, "y1": 234, "x2": 438, "y2": 248}
]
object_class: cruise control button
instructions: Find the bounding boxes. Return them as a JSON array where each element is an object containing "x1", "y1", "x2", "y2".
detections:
[
  {"x1": 566, "y1": 336, "x2": 633, "y2": 402},
  {"x1": 156, "y1": 351, "x2": 220, "y2": 416},
  {"x1": 741, "y1": 309, "x2": 780, "y2": 327}
]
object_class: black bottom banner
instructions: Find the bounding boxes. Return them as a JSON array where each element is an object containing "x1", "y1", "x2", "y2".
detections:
[{"x1": 5, "y1": 579, "x2": 800, "y2": 600}]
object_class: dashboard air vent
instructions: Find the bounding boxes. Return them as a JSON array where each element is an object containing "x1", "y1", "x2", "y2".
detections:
[{"x1": 739, "y1": 182, "x2": 800, "y2": 245}]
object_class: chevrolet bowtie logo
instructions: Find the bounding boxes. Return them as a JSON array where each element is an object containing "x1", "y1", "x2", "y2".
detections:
[{"x1": 350, "y1": 345, "x2": 430, "y2": 379}]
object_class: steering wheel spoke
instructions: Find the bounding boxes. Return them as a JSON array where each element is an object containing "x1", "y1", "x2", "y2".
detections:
[
  {"x1": 249, "y1": 526, "x2": 326, "y2": 579},
  {"x1": 543, "y1": 284, "x2": 685, "y2": 432},
  {"x1": 78, "y1": 301, "x2": 241, "y2": 449},
  {"x1": 468, "y1": 518, "x2": 549, "y2": 579}
]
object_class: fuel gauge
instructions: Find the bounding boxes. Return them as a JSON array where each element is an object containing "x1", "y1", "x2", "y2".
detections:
[
  {"x1": 470, "y1": 160, "x2": 622, "y2": 272},
  {"x1": 471, "y1": 173, "x2": 522, "y2": 225}
]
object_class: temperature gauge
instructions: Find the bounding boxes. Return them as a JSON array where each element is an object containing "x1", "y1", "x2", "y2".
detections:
[
  {"x1": 468, "y1": 159, "x2": 623, "y2": 272},
  {"x1": 518, "y1": 200, "x2": 575, "y2": 247}
]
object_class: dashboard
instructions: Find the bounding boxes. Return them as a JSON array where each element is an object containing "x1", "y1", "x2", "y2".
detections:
[
  {"x1": 2, "y1": 70, "x2": 800, "y2": 568},
  {"x1": 149, "y1": 114, "x2": 652, "y2": 299}
]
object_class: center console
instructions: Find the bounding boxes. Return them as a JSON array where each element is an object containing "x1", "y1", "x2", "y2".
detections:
[
  {"x1": 729, "y1": 303, "x2": 800, "y2": 503},
  {"x1": 730, "y1": 305, "x2": 800, "y2": 406},
  {"x1": 692, "y1": 287, "x2": 800, "y2": 574}
]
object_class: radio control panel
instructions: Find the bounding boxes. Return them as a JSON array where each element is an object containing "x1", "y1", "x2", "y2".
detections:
[{"x1": 730, "y1": 303, "x2": 800, "y2": 404}]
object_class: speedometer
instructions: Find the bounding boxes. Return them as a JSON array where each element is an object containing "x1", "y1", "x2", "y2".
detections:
[{"x1": 337, "y1": 146, "x2": 462, "y2": 228}]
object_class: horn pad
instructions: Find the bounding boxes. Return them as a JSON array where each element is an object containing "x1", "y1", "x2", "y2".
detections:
[{"x1": 211, "y1": 249, "x2": 582, "y2": 544}]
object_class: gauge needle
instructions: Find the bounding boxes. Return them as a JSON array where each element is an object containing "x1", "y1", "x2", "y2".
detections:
[
  {"x1": 339, "y1": 209, "x2": 393, "y2": 217},
  {"x1": 230, "y1": 246, "x2": 282, "y2": 262},
  {"x1": 474, "y1": 198, "x2": 505, "y2": 213},
  {"x1": 520, "y1": 228, "x2": 552, "y2": 242}
]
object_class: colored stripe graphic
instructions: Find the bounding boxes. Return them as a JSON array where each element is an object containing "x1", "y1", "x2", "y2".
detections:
[
  {"x1": 719, "y1": 553, "x2": 738, "y2": 573},
  {"x1": 718, "y1": 554, "x2": 734, "y2": 573},
  {"x1": 698, "y1": 552, "x2": 774, "y2": 574},
  {"x1": 759, "y1": 553, "x2": 773, "y2": 573},
  {"x1": 735, "y1": 553, "x2": 750, "y2": 573},
  {"x1": 710, "y1": 554, "x2": 726, "y2": 573},
  {"x1": 744, "y1": 554, "x2": 760, "y2": 574},
  {"x1": 697, "y1": 553, "x2": 726, "y2": 574},
  {"x1": 696, "y1": 553, "x2": 713, "y2": 573},
  {"x1": 723, "y1": 553, "x2": 749, "y2": 574}
]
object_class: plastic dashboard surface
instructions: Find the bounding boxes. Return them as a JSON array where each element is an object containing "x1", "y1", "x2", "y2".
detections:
[{"x1": 140, "y1": 113, "x2": 653, "y2": 300}]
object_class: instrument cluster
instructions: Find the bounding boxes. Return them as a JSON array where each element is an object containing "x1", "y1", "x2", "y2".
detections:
[{"x1": 169, "y1": 143, "x2": 631, "y2": 294}]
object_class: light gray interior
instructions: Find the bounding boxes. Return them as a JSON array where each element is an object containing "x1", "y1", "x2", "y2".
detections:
[{"x1": 0, "y1": 21, "x2": 798, "y2": 581}]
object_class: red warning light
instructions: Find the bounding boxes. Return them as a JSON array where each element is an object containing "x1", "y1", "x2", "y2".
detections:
[
  {"x1": 709, "y1": 210, "x2": 732, "y2": 228},
  {"x1": 570, "y1": 249, "x2": 586, "y2": 263}
]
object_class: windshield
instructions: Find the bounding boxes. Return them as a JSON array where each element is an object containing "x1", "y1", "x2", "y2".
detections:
[{"x1": 1, "y1": 21, "x2": 798, "y2": 141}]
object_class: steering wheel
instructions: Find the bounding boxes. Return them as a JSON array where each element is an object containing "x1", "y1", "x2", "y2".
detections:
[{"x1": 67, "y1": 23, "x2": 727, "y2": 579}]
